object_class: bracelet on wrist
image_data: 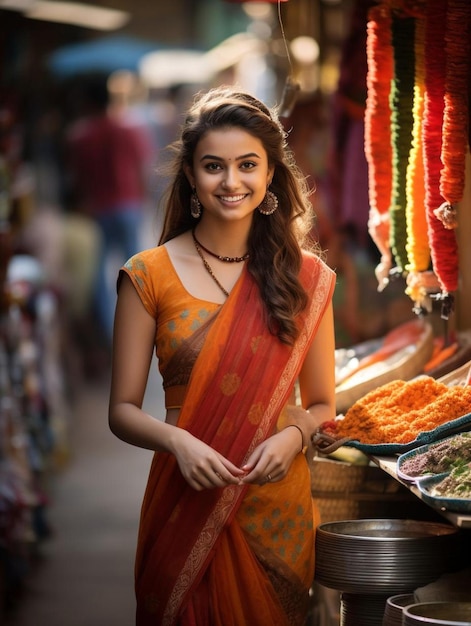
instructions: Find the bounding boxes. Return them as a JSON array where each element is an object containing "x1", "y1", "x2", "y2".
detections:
[{"x1": 285, "y1": 424, "x2": 304, "y2": 453}]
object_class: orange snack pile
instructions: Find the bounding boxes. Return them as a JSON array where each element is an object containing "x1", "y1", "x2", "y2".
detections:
[{"x1": 336, "y1": 377, "x2": 471, "y2": 445}]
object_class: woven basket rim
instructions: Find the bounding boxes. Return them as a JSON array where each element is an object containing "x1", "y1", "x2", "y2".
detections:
[{"x1": 437, "y1": 357, "x2": 471, "y2": 386}]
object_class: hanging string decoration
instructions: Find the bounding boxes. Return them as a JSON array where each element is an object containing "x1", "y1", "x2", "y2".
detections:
[
  {"x1": 365, "y1": 0, "x2": 469, "y2": 321},
  {"x1": 388, "y1": 12, "x2": 416, "y2": 275},
  {"x1": 422, "y1": 0, "x2": 459, "y2": 318},
  {"x1": 364, "y1": 2, "x2": 394, "y2": 291},
  {"x1": 404, "y1": 12, "x2": 431, "y2": 310},
  {"x1": 437, "y1": 0, "x2": 470, "y2": 226}
]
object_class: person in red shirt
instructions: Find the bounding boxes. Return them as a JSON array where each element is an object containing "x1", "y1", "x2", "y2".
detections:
[{"x1": 67, "y1": 75, "x2": 153, "y2": 344}]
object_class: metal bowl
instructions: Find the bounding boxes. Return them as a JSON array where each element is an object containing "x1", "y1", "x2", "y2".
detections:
[
  {"x1": 403, "y1": 602, "x2": 471, "y2": 625},
  {"x1": 315, "y1": 519, "x2": 461, "y2": 595},
  {"x1": 383, "y1": 594, "x2": 416, "y2": 626}
]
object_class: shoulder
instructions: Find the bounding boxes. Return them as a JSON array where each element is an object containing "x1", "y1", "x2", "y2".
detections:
[
  {"x1": 301, "y1": 249, "x2": 335, "y2": 276},
  {"x1": 120, "y1": 246, "x2": 173, "y2": 316},
  {"x1": 300, "y1": 249, "x2": 336, "y2": 290},
  {"x1": 123, "y1": 245, "x2": 170, "y2": 274}
]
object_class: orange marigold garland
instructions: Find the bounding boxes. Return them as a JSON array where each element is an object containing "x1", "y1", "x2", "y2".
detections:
[
  {"x1": 389, "y1": 12, "x2": 416, "y2": 274},
  {"x1": 365, "y1": 2, "x2": 394, "y2": 291}
]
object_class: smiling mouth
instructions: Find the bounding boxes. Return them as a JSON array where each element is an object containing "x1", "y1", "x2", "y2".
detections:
[{"x1": 219, "y1": 194, "x2": 247, "y2": 202}]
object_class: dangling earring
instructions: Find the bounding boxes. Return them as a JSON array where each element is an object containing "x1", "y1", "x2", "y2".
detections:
[
  {"x1": 190, "y1": 188, "x2": 202, "y2": 219},
  {"x1": 258, "y1": 189, "x2": 278, "y2": 215}
]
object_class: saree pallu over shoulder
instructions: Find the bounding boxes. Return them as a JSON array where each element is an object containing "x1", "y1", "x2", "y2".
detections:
[{"x1": 135, "y1": 253, "x2": 335, "y2": 625}]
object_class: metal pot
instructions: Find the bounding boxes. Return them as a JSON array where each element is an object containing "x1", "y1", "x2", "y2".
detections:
[
  {"x1": 315, "y1": 519, "x2": 461, "y2": 595},
  {"x1": 403, "y1": 602, "x2": 471, "y2": 625},
  {"x1": 340, "y1": 592, "x2": 390, "y2": 626}
]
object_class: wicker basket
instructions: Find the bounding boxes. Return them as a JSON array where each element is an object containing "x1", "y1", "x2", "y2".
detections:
[
  {"x1": 437, "y1": 357, "x2": 471, "y2": 386},
  {"x1": 311, "y1": 457, "x2": 368, "y2": 493},
  {"x1": 310, "y1": 457, "x2": 411, "y2": 524}
]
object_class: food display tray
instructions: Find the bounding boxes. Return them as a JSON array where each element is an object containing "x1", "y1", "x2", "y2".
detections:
[
  {"x1": 417, "y1": 473, "x2": 471, "y2": 514},
  {"x1": 341, "y1": 412, "x2": 471, "y2": 455},
  {"x1": 396, "y1": 431, "x2": 471, "y2": 482}
]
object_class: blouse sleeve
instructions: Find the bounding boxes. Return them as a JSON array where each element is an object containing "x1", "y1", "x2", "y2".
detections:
[{"x1": 118, "y1": 248, "x2": 162, "y2": 318}]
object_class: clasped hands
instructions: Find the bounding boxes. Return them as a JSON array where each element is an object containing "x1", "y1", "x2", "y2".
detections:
[{"x1": 174, "y1": 427, "x2": 302, "y2": 492}]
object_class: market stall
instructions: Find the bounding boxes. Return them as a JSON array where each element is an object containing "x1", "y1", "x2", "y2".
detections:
[
  {"x1": 311, "y1": 360, "x2": 471, "y2": 625},
  {"x1": 310, "y1": 1, "x2": 471, "y2": 624}
]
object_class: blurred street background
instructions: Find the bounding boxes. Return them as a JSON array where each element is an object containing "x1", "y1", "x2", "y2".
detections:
[
  {"x1": 3, "y1": 369, "x2": 159, "y2": 626},
  {"x1": 0, "y1": 1, "x2": 418, "y2": 624}
]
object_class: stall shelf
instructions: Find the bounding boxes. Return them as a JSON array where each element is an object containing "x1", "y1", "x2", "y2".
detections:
[{"x1": 370, "y1": 455, "x2": 471, "y2": 530}]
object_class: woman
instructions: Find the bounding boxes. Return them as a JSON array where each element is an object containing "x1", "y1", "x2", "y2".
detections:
[{"x1": 109, "y1": 87, "x2": 336, "y2": 625}]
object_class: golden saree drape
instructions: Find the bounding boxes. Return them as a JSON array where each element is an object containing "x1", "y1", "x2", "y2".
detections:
[{"x1": 135, "y1": 253, "x2": 335, "y2": 625}]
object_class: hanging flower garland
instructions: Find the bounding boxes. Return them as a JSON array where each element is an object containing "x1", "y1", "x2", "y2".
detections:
[
  {"x1": 388, "y1": 11, "x2": 416, "y2": 275},
  {"x1": 438, "y1": 0, "x2": 470, "y2": 222},
  {"x1": 364, "y1": 0, "x2": 468, "y2": 320},
  {"x1": 422, "y1": 0, "x2": 463, "y2": 319},
  {"x1": 404, "y1": 13, "x2": 431, "y2": 310},
  {"x1": 364, "y1": 2, "x2": 394, "y2": 291}
]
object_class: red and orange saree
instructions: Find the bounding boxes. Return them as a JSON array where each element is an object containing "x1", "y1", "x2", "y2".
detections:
[{"x1": 132, "y1": 251, "x2": 335, "y2": 625}]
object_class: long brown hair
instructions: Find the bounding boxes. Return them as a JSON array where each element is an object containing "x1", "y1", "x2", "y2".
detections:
[{"x1": 159, "y1": 86, "x2": 320, "y2": 344}]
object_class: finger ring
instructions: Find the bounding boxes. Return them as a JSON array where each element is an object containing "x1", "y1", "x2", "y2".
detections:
[
  {"x1": 215, "y1": 472, "x2": 223, "y2": 480},
  {"x1": 266, "y1": 474, "x2": 272, "y2": 482}
]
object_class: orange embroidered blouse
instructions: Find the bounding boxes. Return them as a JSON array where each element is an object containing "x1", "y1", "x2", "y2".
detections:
[{"x1": 120, "y1": 246, "x2": 221, "y2": 408}]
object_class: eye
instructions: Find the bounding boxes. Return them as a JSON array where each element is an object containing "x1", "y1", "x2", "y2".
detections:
[
  {"x1": 240, "y1": 161, "x2": 257, "y2": 170},
  {"x1": 205, "y1": 162, "x2": 223, "y2": 172}
]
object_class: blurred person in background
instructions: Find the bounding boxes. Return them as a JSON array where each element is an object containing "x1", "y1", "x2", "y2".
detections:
[
  {"x1": 109, "y1": 86, "x2": 336, "y2": 625},
  {"x1": 66, "y1": 74, "x2": 153, "y2": 348}
]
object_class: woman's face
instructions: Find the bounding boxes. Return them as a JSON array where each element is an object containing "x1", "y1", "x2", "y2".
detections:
[{"x1": 185, "y1": 127, "x2": 274, "y2": 224}]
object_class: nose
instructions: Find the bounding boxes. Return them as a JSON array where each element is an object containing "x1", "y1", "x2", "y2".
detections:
[{"x1": 221, "y1": 165, "x2": 240, "y2": 190}]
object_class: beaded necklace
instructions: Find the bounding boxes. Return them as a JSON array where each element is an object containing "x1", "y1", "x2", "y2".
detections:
[
  {"x1": 192, "y1": 229, "x2": 249, "y2": 263},
  {"x1": 192, "y1": 233, "x2": 230, "y2": 298}
]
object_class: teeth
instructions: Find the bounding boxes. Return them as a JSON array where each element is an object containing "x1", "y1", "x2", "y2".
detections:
[{"x1": 220, "y1": 195, "x2": 245, "y2": 202}]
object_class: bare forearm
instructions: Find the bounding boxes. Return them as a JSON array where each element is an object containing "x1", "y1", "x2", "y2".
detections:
[
  {"x1": 305, "y1": 402, "x2": 335, "y2": 431},
  {"x1": 109, "y1": 402, "x2": 245, "y2": 490},
  {"x1": 109, "y1": 403, "x2": 184, "y2": 453},
  {"x1": 279, "y1": 403, "x2": 332, "y2": 451}
]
